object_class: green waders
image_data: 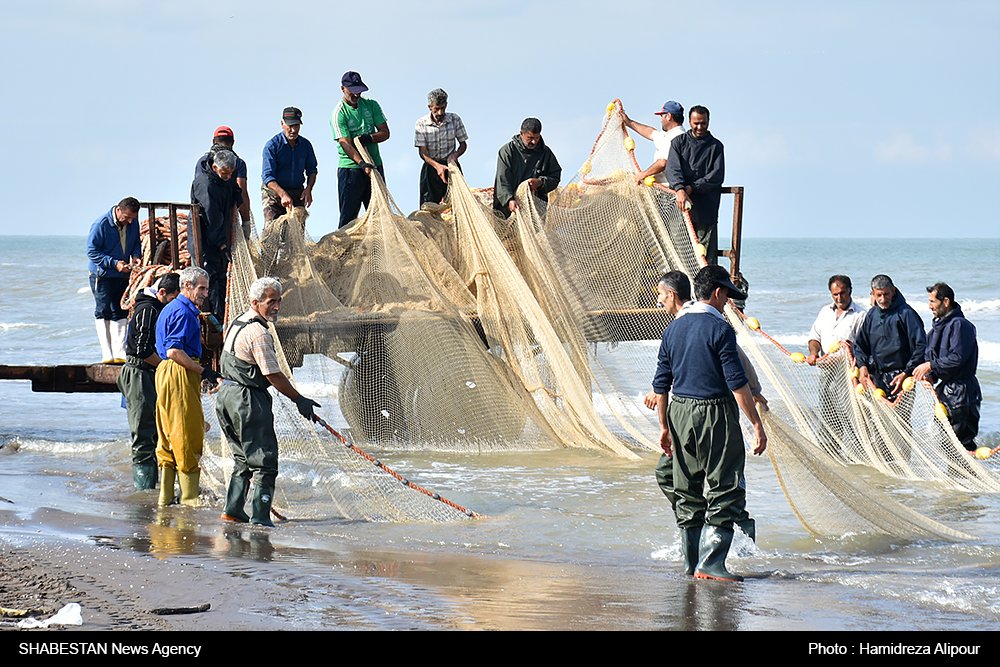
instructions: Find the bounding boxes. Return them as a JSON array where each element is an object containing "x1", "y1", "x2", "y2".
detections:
[
  {"x1": 117, "y1": 357, "x2": 158, "y2": 491},
  {"x1": 216, "y1": 316, "x2": 279, "y2": 527}
]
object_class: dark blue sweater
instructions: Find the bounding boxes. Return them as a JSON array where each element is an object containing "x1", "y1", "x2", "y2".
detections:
[
  {"x1": 653, "y1": 309, "x2": 747, "y2": 399},
  {"x1": 926, "y1": 303, "x2": 981, "y2": 409}
]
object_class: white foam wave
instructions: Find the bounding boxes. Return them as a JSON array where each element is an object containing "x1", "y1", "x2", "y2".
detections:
[
  {"x1": 964, "y1": 298, "x2": 1000, "y2": 314},
  {"x1": 979, "y1": 341, "x2": 1000, "y2": 365},
  {"x1": 0, "y1": 322, "x2": 40, "y2": 332},
  {"x1": 77, "y1": 286, "x2": 90, "y2": 294},
  {"x1": 772, "y1": 334, "x2": 811, "y2": 347}
]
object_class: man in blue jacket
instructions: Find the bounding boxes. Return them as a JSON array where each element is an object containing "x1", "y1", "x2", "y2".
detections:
[
  {"x1": 87, "y1": 197, "x2": 142, "y2": 362},
  {"x1": 913, "y1": 283, "x2": 981, "y2": 451}
]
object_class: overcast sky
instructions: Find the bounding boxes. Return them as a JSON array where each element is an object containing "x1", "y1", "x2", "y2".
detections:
[{"x1": 2, "y1": 0, "x2": 997, "y2": 239}]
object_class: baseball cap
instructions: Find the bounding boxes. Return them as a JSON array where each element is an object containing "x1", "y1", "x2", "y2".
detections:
[
  {"x1": 341, "y1": 71, "x2": 369, "y2": 94},
  {"x1": 282, "y1": 107, "x2": 303, "y2": 125},
  {"x1": 213, "y1": 126, "x2": 234, "y2": 138},
  {"x1": 655, "y1": 101, "x2": 683, "y2": 116}
]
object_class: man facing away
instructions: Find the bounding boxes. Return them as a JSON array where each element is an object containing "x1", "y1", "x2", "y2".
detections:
[
  {"x1": 261, "y1": 107, "x2": 318, "y2": 224},
  {"x1": 493, "y1": 117, "x2": 562, "y2": 218},
  {"x1": 217, "y1": 277, "x2": 319, "y2": 526},
  {"x1": 665, "y1": 105, "x2": 725, "y2": 264},
  {"x1": 653, "y1": 264, "x2": 767, "y2": 582},
  {"x1": 331, "y1": 71, "x2": 390, "y2": 228},
  {"x1": 913, "y1": 283, "x2": 982, "y2": 452},
  {"x1": 117, "y1": 272, "x2": 180, "y2": 491},
  {"x1": 414, "y1": 88, "x2": 468, "y2": 206},
  {"x1": 87, "y1": 197, "x2": 142, "y2": 362},
  {"x1": 154, "y1": 267, "x2": 223, "y2": 507},
  {"x1": 622, "y1": 100, "x2": 685, "y2": 185}
]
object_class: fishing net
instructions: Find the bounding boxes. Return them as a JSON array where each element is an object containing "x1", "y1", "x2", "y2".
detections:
[{"x1": 196, "y1": 100, "x2": 996, "y2": 534}]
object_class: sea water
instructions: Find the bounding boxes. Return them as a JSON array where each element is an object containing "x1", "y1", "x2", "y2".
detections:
[{"x1": 0, "y1": 235, "x2": 998, "y2": 630}]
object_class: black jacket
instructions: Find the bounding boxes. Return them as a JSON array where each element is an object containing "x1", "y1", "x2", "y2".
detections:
[
  {"x1": 125, "y1": 290, "x2": 165, "y2": 360},
  {"x1": 493, "y1": 134, "x2": 561, "y2": 217},
  {"x1": 926, "y1": 303, "x2": 981, "y2": 409},
  {"x1": 852, "y1": 289, "x2": 927, "y2": 376},
  {"x1": 190, "y1": 157, "x2": 243, "y2": 259}
]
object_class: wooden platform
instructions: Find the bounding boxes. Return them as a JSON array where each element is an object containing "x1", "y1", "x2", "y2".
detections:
[{"x1": 0, "y1": 364, "x2": 122, "y2": 393}]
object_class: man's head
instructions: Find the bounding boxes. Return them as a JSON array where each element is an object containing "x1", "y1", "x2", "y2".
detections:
[
  {"x1": 179, "y1": 266, "x2": 210, "y2": 308},
  {"x1": 870, "y1": 274, "x2": 896, "y2": 311},
  {"x1": 213, "y1": 126, "x2": 235, "y2": 148},
  {"x1": 694, "y1": 264, "x2": 746, "y2": 312},
  {"x1": 520, "y1": 118, "x2": 542, "y2": 149},
  {"x1": 281, "y1": 107, "x2": 302, "y2": 142},
  {"x1": 155, "y1": 272, "x2": 181, "y2": 305},
  {"x1": 926, "y1": 282, "x2": 956, "y2": 319},
  {"x1": 115, "y1": 197, "x2": 140, "y2": 225},
  {"x1": 250, "y1": 277, "x2": 283, "y2": 323},
  {"x1": 342, "y1": 71, "x2": 368, "y2": 108},
  {"x1": 211, "y1": 149, "x2": 237, "y2": 181},
  {"x1": 427, "y1": 88, "x2": 448, "y2": 123},
  {"x1": 655, "y1": 101, "x2": 684, "y2": 130},
  {"x1": 657, "y1": 271, "x2": 691, "y2": 315},
  {"x1": 828, "y1": 274, "x2": 853, "y2": 312},
  {"x1": 689, "y1": 105, "x2": 710, "y2": 139}
]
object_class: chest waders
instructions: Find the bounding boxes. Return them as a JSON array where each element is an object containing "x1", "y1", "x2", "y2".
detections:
[
  {"x1": 216, "y1": 315, "x2": 280, "y2": 526},
  {"x1": 118, "y1": 355, "x2": 158, "y2": 491}
]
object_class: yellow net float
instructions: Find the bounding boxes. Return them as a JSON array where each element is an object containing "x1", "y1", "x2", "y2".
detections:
[
  {"x1": 975, "y1": 447, "x2": 992, "y2": 460},
  {"x1": 902, "y1": 376, "x2": 916, "y2": 392},
  {"x1": 828, "y1": 341, "x2": 841, "y2": 354},
  {"x1": 607, "y1": 101, "x2": 616, "y2": 116},
  {"x1": 935, "y1": 403, "x2": 949, "y2": 421},
  {"x1": 873, "y1": 387, "x2": 886, "y2": 399},
  {"x1": 790, "y1": 352, "x2": 806, "y2": 363},
  {"x1": 855, "y1": 383, "x2": 866, "y2": 395},
  {"x1": 624, "y1": 137, "x2": 635, "y2": 151},
  {"x1": 851, "y1": 367, "x2": 859, "y2": 378},
  {"x1": 745, "y1": 317, "x2": 760, "y2": 330},
  {"x1": 643, "y1": 175, "x2": 656, "y2": 187},
  {"x1": 580, "y1": 161, "x2": 592, "y2": 175},
  {"x1": 695, "y1": 243, "x2": 706, "y2": 257}
]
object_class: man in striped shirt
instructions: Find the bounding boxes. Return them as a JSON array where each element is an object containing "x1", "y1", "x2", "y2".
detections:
[{"x1": 414, "y1": 88, "x2": 468, "y2": 206}]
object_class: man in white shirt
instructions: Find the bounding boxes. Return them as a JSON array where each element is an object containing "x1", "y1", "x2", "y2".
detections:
[
  {"x1": 622, "y1": 101, "x2": 685, "y2": 185},
  {"x1": 806, "y1": 275, "x2": 867, "y2": 364}
]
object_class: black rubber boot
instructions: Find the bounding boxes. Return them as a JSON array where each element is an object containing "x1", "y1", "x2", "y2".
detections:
[
  {"x1": 222, "y1": 473, "x2": 251, "y2": 523},
  {"x1": 694, "y1": 525, "x2": 743, "y2": 582},
  {"x1": 133, "y1": 462, "x2": 158, "y2": 492},
  {"x1": 250, "y1": 484, "x2": 276, "y2": 527},
  {"x1": 681, "y1": 526, "x2": 702, "y2": 575}
]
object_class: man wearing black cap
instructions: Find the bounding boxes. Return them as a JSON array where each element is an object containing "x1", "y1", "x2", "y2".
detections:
[
  {"x1": 331, "y1": 71, "x2": 390, "y2": 228},
  {"x1": 261, "y1": 107, "x2": 318, "y2": 223},
  {"x1": 665, "y1": 105, "x2": 725, "y2": 264},
  {"x1": 194, "y1": 126, "x2": 252, "y2": 237},
  {"x1": 622, "y1": 101, "x2": 685, "y2": 185},
  {"x1": 652, "y1": 264, "x2": 767, "y2": 582}
]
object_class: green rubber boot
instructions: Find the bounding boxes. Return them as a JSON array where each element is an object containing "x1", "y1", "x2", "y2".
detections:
[
  {"x1": 133, "y1": 462, "x2": 158, "y2": 492},
  {"x1": 681, "y1": 526, "x2": 702, "y2": 575},
  {"x1": 177, "y1": 469, "x2": 201, "y2": 507},
  {"x1": 250, "y1": 484, "x2": 276, "y2": 527},
  {"x1": 694, "y1": 525, "x2": 743, "y2": 582},
  {"x1": 222, "y1": 473, "x2": 251, "y2": 523},
  {"x1": 736, "y1": 518, "x2": 756, "y2": 542},
  {"x1": 158, "y1": 467, "x2": 177, "y2": 506}
]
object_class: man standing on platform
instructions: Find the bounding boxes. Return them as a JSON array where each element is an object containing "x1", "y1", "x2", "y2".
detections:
[
  {"x1": 87, "y1": 197, "x2": 142, "y2": 363},
  {"x1": 155, "y1": 267, "x2": 222, "y2": 507},
  {"x1": 191, "y1": 148, "x2": 242, "y2": 323},
  {"x1": 217, "y1": 277, "x2": 319, "y2": 526},
  {"x1": 117, "y1": 272, "x2": 180, "y2": 491},
  {"x1": 622, "y1": 101, "x2": 684, "y2": 185},
  {"x1": 332, "y1": 71, "x2": 390, "y2": 228},
  {"x1": 194, "y1": 126, "x2": 252, "y2": 238},
  {"x1": 261, "y1": 107, "x2": 318, "y2": 224},
  {"x1": 493, "y1": 118, "x2": 561, "y2": 218},
  {"x1": 914, "y1": 283, "x2": 982, "y2": 452},
  {"x1": 414, "y1": 88, "x2": 468, "y2": 206},
  {"x1": 665, "y1": 106, "x2": 725, "y2": 264},
  {"x1": 653, "y1": 264, "x2": 767, "y2": 581}
]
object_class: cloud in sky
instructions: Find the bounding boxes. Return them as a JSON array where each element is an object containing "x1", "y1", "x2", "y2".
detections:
[{"x1": 874, "y1": 133, "x2": 954, "y2": 165}]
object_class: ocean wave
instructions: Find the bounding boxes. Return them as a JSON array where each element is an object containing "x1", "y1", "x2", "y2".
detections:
[
  {"x1": 980, "y1": 341, "x2": 1000, "y2": 365},
  {"x1": 76, "y1": 286, "x2": 90, "y2": 294},
  {"x1": 0, "y1": 322, "x2": 40, "y2": 332},
  {"x1": 964, "y1": 298, "x2": 1000, "y2": 314},
  {"x1": 772, "y1": 333, "x2": 811, "y2": 347}
]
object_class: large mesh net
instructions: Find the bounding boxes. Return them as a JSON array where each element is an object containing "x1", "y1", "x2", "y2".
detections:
[{"x1": 196, "y1": 100, "x2": 995, "y2": 535}]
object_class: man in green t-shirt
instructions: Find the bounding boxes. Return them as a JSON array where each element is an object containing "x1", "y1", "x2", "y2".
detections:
[{"x1": 331, "y1": 71, "x2": 390, "y2": 228}]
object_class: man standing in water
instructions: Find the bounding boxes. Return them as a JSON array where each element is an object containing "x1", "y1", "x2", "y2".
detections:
[
  {"x1": 493, "y1": 118, "x2": 562, "y2": 218},
  {"x1": 117, "y1": 272, "x2": 180, "y2": 491},
  {"x1": 913, "y1": 283, "x2": 982, "y2": 452},
  {"x1": 155, "y1": 267, "x2": 222, "y2": 507},
  {"x1": 87, "y1": 197, "x2": 142, "y2": 362},
  {"x1": 217, "y1": 277, "x2": 319, "y2": 526},
  {"x1": 261, "y1": 107, "x2": 318, "y2": 224},
  {"x1": 622, "y1": 101, "x2": 685, "y2": 185},
  {"x1": 665, "y1": 106, "x2": 725, "y2": 264},
  {"x1": 653, "y1": 265, "x2": 767, "y2": 581},
  {"x1": 332, "y1": 71, "x2": 390, "y2": 228},
  {"x1": 414, "y1": 88, "x2": 468, "y2": 206}
]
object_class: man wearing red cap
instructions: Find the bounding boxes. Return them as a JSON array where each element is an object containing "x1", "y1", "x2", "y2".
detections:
[{"x1": 195, "y1": 126, "x2": 251, "y2": 237}]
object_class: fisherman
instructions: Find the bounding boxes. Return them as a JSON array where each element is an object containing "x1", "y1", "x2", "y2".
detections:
[
  {"x1": 191, "y1": 148, "x2": 242, "y2": 323},
  {"x1": 332, "y1": 71, "x2": 390, "y2": 228},
  {"x1": 193, "y1": 126, "x2": 252, "y2": 238},
  {"x1": 261, "y1": 107, "x2": 318, "y2": 223},
  {"x1": 116, "y1": 272, "x2": 180, "y2": 491},
  {"x1": 622, "y1": 101, "x2": 685, "y2": 185},
  {"x1": 87, "y1": 197, "x2": 142, "y2": 363},
  {"x1": 217, "y1": 277, "x2": 319, "y2": 526},
  {"x1": 155, "y1": 266, "x2": 222, "y2": 507},
  {"x1": 913, "y1": 283, "x2": 982, "y2": 451},
  {"x1": 652, "y1": 264, "x2": 767, "y2": 581},
  {"x1": 665, "y1": 106, "x2": 725, "y2": 264},
  {"x1": 853, "y1": 274, "x2": 927, "y2": 399},
  {"x1": 493, "y1": 118, "x2": 562, "y2": 218},
  {"x1": 645, "y1": 271, "x2": 765, "y2": 545},
  {"x1": 414, "y1": 88, "x2": 468, "y2": 206}
]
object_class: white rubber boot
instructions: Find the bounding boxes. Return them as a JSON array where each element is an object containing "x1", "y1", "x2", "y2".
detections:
[
  {"x1": 95, "y1": 319, "x2": 114, "y2": 363},
  {"x1": 110, "y1": 318, "x2": 128, "y2": 362}
]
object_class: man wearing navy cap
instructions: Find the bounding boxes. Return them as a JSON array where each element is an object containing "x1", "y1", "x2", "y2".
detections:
[
  {"x1": 261, "y1": 107, "x2": 318, "y2": 223},
  {"x1": 331, "y1": 71, "x2": 390, "y2": 228},
  {"x1": 622, "y1": 101, "x2": 685, "y2": 185}
]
